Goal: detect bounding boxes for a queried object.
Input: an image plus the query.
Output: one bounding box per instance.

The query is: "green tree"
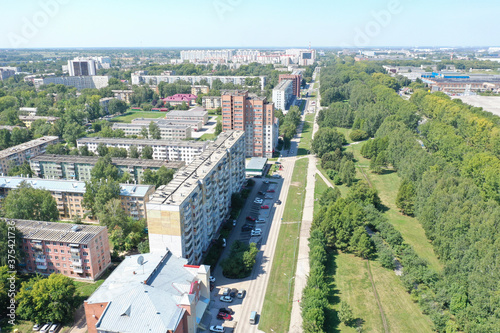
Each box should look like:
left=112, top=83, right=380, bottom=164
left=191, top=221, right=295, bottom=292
left=215, top=119, right=222, bottom=136
left=7, top=162, right=33, bottom=177
left=349, top=129, right=369, bottom=142
left=141, top=145, right=153, bottom=159
left=83, top=179, right=121, bottom=218
left=0, top=222, right=23, bottom=266
left=349, top=227, right=374, bottom=259
left=46, top=143, right=69, bottom=155
left=338, top=301, right=354, bottom=326
left=2, top=182, right=58, bottom=221
left=16, top=274, right=77, bottom=324
left=149, top=121, right=161, bottom=140
left=140, top=126, right=149, bottom=139
left=243, top=243, right=258, bottom=271
left=96, top=143, right=109, bottom=156
left=108, top=99, right=128, bottom=115
left=395, top=179, right=416, bottom=216
left=339, top=158, right=356, bottom=186
left=311, top=127, right=345, bottom=158
left=91, top=156, right=119, bottom=181
left=129, top=145, right=139, bottom=158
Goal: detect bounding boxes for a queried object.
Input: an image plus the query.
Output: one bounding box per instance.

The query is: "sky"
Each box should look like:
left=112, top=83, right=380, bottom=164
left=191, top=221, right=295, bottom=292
left=1, top=0, right=500, bottom=49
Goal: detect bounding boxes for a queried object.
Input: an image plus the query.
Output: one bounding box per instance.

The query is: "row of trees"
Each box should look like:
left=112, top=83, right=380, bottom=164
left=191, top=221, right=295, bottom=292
left=221, top=241, right=258, bottom=279
left=276, top=106, right=302, bottom=148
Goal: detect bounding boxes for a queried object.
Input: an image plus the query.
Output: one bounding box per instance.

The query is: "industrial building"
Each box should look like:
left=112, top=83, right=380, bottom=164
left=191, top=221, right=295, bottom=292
left=146, top=131, right=245, bottom=263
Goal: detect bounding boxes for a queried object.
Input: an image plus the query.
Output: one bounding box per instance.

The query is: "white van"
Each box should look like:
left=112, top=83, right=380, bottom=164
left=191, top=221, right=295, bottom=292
left=249, top=311, right=257, bottom=325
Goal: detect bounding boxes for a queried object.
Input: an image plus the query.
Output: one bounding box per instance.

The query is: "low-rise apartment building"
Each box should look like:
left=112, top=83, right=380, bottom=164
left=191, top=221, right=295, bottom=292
left=112, top=121, right=192, bottom=139
left=147, top=131, right=245, bottom=264
left=0, top=177, right=155, bottom=220
left=191, top=85, right=209, bottom=95
left=84, top=251, right=210, bottom=333
left=76, top=137, right=209, bottom=164
left=0, top=136, right=59, bottom=175
left=12, top=219, right=111, bottom=280
left=112, top=89, right=134, bottom=103
left=128, top=117, right=203, bottom=132
left=18, top=115, right=60, bottom=128
left=30, top=154, right=184, bottom=183
left=165, top=107, right=209, bottom=124
left=202, top=96, right=221, bottom=109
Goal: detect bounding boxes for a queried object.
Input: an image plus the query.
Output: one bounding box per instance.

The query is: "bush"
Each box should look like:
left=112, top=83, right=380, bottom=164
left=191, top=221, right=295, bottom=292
left=349, top=129, right=369, bottom=142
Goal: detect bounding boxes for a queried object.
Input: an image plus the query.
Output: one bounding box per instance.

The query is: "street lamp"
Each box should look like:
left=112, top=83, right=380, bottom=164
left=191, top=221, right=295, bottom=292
left=284, top=273, right=295, bottom=303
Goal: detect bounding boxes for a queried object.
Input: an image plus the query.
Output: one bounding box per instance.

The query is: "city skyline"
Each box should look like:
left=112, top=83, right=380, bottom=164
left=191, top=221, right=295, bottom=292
left=1, top=0, right=499, bottom=48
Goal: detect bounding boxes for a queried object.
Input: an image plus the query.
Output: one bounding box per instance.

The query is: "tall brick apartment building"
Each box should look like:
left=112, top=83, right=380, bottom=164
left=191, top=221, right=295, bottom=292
left=221, top=90, right=278, bottom=157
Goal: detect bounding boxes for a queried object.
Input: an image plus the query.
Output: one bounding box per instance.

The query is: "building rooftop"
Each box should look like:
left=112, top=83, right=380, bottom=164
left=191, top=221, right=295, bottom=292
left=0, top=136, right=59, bottom=159
left=246, top=157, right=268, bottom=170
left=112, top=122, right=191, bottom=130
left=11, top=219, right=105, bottom=244
left=164, top=94, right=197, bottom=102
left=0, top=176, right=153, bottom=197
left=31, top=154, right=185, bottom=169
left=274, top=79, right=293, bottom=91
left=77, top=137, right=207, bottom=148
left=221, top=90, right=248, bottom=96
left=149, top=130, right=244, bottom=206
left=19, top=115, right=60, bottom=121
left=166, top=107, right=208, bottom=117
left=87, top=251, right=208, bottom=333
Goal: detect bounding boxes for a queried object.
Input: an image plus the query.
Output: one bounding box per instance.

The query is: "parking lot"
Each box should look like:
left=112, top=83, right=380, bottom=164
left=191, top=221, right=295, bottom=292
left=200, top=176, right=283, bottom=332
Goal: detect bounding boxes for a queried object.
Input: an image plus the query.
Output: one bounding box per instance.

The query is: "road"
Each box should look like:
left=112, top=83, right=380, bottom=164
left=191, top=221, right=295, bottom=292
left=204, top=67, right=322, bottom=333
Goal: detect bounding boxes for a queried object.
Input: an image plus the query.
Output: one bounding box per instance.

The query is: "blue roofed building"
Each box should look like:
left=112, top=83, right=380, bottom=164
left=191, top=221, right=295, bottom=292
left=84, top=251, right=211, bottom=333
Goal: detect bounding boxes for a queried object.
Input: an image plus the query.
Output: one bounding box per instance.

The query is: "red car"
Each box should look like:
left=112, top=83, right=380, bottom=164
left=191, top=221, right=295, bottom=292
left=261, top=205, right=269, bottom=209
left=267, top=189, right=275, bottom=193
left=246, top=216, right=256, bottom=221
left=217, top=312, right=232, bottom=320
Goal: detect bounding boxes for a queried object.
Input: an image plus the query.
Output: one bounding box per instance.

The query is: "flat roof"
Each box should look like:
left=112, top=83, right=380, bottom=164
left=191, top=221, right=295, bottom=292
left=0, top=136, right=58, bottom=159
left=87, top=251, right=207, bottom=333
left=274, top=79, right=293, bottom=91
left=77, top=137, right=207, bottom=148
left=246, top=157, right=268, bottom=170
left=112, top=122, right=190, bottom=130
left=0, top=176, right=153, bottom=197
left=31, top=154, right=184, bottom=169
left=12, top=219, right=105, bottom=244
left=165, top=107, right=208, bottom=117
left=19, top=115, right=60, bottom=121
left=148, top=130, right=244, bottom=206
left=129, top=118, right=202, bottom=126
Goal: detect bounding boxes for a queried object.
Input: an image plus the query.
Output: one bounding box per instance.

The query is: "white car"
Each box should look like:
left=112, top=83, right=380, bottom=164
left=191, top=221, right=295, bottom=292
left=209, top=276, right=216, bottom=283
left=210, top=326, right=225, bottom=333
left=254, top=198, right=263, bottom=204
left=220, top=296, right=233, bottom=303
left=222, top=287, right=230, bottom=296
left=251, top=229, right=262, bottom=236
left=32, top=323, right=41, bottom=331
left=256, top=219, right=266, bottom=224
left=237, top=289, right=246, bottom=299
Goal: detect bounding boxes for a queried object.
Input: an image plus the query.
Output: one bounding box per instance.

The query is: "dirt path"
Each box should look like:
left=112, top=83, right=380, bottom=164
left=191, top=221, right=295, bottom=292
left=366, top=260, right=389, bottom=333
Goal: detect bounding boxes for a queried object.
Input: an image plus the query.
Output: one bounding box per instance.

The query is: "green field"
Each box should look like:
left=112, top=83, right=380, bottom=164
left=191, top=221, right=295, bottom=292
left=259, top=158, right=309, bottom=333
left=297, top=113, right=314, bottom=155
left=328, top=252, right=433, bottom=333
left=314, top=173, right=330, bottom=213
left=343, top=142, right=442, bottom=272
left=110, top=111, right=165, bottom=123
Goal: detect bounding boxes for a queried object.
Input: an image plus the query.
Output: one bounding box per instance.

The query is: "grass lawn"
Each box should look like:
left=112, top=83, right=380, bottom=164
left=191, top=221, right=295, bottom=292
left=110, top=111, right=165, bottom=123
left=259, top=158, right=308, bottom=333
left=343, top=141, right=442, bottom=272
left=327, top=252, right=433, bottom=333
left=198, top=132, right=217, bottom=141
left=314, top=173, right=330, bottom=213
left=297, top=114, right=314, bottom=156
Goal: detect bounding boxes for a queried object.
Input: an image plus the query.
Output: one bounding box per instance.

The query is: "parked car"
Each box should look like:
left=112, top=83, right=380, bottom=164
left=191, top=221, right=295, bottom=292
left=209, top=276, right=216, bottom=283
left=258, top=191, right=265, bottom=195
left=276, top=200, right=282, bottom=205
left=222, top=288, right=230, bottom=296
left=40, top=323, right=52, bottom=333
left=242, top=224, right=254, bottom=231
left=209, top=325, right=225, bottom=332
left=217, top=312, right=232, bottom=320
left=260, top=205, right=269, bottom=209
left=267, top=189, right=275, bottom=193
left=272, top=174, right=281, bottom=178
left=49, top=324, right=59, bottom=333
left=246, top=216, right=256, bottom=221
left=254, top=198, right=263, bottom=204
left=251, top=229, right=262, bottom=236
left=229, top=288, right=237, bottom=297
left=237, top=289, right=246, bottom=299
left=232, top=220, right=237, bottom=226
left=220, top=296, right=233, bottom=303
left=222, top=238, right=226, bottom=247
left=256, top=219, right=266, bottom=224
left=33, top=323, right=42, bottom=331
left=265, top=194, right=273, bottom=199
left=219, top=307, right=233, bottom=315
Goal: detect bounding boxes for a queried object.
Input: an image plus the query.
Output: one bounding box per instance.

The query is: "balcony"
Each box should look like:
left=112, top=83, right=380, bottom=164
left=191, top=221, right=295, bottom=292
left=33, top=244, right=43, bottom=252
left=36, top=264, right=47, bottom=270
left=71, top=258, right=82, bottom=265
left=70, top=247, right=80, bottom=253
left=73, top=266, right=84, bottom=273
left=35, top=256, right=46, bottom=263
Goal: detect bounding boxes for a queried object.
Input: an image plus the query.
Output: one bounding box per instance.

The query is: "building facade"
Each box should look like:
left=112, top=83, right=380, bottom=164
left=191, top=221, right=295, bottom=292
left=76, top=137, right=208, bottom=164
left=272, top=79, right=294, bottom=111
left=0, top=136, right=59, bottom=175
left=112, top=121, right=192, bottom=140
left=191, top=85, right=209, bottom=95
left=30, top=154, right=184, bottom=183
left=165, top=108, right=209, bottom=124
left=202, top=96, right=221, bottom=109
left=147, top=131, right=245, bottom=263
left=279, top=70, right=302, bottom=97
left=221, top=90, right=278, bottom=157
left=19, top=115, right=60, bottom=128
left=112, top=89, right=134, bottom=103
left=164, top=94, right=198, bottom=106
left=68, top=59, right=97, bottom=76
left=84, top=251, right=210, bottom=333
left=13, top=219, right=111, bottom=280
left=0, top=177, right=155, bottom=220
left=32, top=76, right=109, bottom=90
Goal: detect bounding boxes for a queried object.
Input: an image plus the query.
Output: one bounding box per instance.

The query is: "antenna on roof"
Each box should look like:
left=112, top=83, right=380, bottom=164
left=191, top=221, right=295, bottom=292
left=137, top=255, right=145, bottom=274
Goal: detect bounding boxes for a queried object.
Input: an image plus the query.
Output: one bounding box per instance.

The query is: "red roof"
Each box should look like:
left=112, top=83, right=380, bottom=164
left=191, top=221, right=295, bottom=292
left=164, top=94, right=197, bottom=102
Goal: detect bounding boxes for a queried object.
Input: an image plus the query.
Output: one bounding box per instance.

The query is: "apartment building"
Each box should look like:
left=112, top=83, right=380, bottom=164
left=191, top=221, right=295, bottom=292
left=191, top=85, right=209, bottom=95
left=112, top=121, right=192, bottom=139
left=131, top=73, right=267, bottom=91
left=84, top=251, right=210, bottom=333
left=0, top=68, right=16, bottom=81
left=68, top=58, right=97, bottom=76
left=0, top=136, right=59, bottom=175
left=30, top=154, right=184, bottom=183
left=18, top=115, right=60, bottom=128
left=202, top=96, right=221, bottom=109
left=164, top=94, right=198, bottom=106
left=0, top=177, right=155, bottom=220
left=147, top=131, right=245, bottom=263
left=272, top=79, right=294, bottom=111
left=12, top=219, right=111, bottom=280
left=76, top=137, right=208, bottom=164
left=18, top=107, right=38, bottom=116
left=112, top=89, right=134, bottom=103
left=221, top=90, right=278, bottom=157
left=279, top=70, right=302, bottom=97
left=165, top=107, right=209, bottom=124
left=31, top=76, right=109, bottom=90
left=130, top=116, right=204, bottom=131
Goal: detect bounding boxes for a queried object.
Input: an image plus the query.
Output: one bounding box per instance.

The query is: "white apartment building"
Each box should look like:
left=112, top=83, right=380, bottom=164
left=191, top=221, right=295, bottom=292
left=111, top=122, right=193, bottom=140
left=180, top=49, right=234, bottom=63
left=0, top=136, right=59, bottom=175
left=146, top=131, right=246, bottom=264
left=68, top=58, right=97, bottom=76
left=131, top=74, right=267, bottom=91
left=32, top=76, right=109, bottom=90
left=76, top=137, right=209, bottom=164
left=272, top=79, right=294, bottom=111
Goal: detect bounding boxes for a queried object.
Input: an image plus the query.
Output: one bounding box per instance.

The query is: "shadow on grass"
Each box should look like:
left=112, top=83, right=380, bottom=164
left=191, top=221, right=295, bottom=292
left=297, top=148, right=309, bottom=156
left=325, top=249, right=341, bottom=333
